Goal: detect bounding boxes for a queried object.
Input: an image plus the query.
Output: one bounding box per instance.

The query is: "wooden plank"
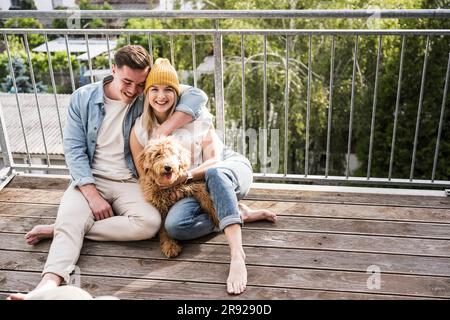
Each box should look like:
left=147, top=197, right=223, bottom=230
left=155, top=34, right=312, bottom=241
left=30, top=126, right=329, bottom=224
left=3, top=206, right=450, bottom=241
left=0, top=203, right=58, bottom=219
left=3, top=186, right=450, bottom=209
left=0, top=217, right=54, bottom=233
left=6, top=175, right=69, bottom=190
left=0, top=188, right=64, bottom=205
left=241, top=200, right=450, bottom=224
left=247, top=189, right=450, bottom=208
left=206, top=230, right=450, bottom=257
left=2, top=217, right=450, bottom=257
left=0, top=270, right=424, bottom=300
left=2, top=200, right=450, bottom=228
left=6, top=175, right=450, bottom=208
left=1, top=250, right=449, bottom=298
left=246, top=217, right=450, bottom=240
left=2, top=233, right=450, bottom=277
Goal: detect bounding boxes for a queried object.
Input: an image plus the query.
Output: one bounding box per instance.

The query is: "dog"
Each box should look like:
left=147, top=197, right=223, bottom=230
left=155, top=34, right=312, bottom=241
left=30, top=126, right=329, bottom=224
left=137, top=136, right=219, bottom=258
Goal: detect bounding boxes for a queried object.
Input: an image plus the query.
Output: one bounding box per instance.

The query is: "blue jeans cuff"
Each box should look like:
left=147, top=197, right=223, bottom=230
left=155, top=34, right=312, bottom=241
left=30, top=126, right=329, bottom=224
left=219, top=214, right=242, bottom=231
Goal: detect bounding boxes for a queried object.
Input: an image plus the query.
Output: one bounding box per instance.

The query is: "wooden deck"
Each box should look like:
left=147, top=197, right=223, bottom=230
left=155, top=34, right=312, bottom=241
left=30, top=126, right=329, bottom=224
left=1, top=175, right=450, bottom=300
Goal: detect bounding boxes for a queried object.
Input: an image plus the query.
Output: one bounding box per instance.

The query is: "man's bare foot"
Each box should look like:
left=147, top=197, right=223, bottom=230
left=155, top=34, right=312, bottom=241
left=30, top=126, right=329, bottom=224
left=227, top=251, right=247, bottom=295
left=25, top=224, right=55, bottom=245
left=239, top=203, right=277, bottom=223
left=7, top=273, right=62, bottom=300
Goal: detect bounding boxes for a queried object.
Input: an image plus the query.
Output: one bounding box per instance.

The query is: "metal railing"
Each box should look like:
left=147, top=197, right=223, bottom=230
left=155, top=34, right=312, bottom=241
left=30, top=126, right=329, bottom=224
left=0, top=10, right=449, bottom=188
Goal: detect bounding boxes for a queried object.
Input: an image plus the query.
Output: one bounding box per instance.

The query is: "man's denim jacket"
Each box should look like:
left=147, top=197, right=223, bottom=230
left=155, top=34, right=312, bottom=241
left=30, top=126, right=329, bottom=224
left=64, top=75, right=206, bottom=188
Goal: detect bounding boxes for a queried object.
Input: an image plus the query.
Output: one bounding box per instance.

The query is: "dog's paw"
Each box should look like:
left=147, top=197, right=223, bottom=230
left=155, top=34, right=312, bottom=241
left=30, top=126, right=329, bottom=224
left=161, top=240, right=182, bottom=258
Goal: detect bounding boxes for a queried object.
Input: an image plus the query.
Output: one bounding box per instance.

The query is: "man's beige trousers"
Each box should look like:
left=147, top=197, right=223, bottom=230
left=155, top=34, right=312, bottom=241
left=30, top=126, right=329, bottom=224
left=43, top=177, right=161, bottom=283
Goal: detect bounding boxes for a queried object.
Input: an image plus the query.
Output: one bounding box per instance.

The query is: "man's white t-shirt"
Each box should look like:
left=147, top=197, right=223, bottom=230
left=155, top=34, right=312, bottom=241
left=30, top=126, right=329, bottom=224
left=91, top=95, right=134, bottom=181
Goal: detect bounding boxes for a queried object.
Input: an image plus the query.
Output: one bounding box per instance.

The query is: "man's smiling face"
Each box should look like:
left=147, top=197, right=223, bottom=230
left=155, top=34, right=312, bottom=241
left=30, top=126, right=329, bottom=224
left=110, top=64, right=150, bottom=104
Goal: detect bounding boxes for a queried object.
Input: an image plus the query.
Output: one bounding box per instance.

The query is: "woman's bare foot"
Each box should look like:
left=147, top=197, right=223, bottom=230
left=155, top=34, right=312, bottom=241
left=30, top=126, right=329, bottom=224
left=7, top=273, right=62, bottom=300
left=25, top=224, right=55, bottom=245
left=227, top=251, right=247, bottom=295
left=238, top=203, right=277, bottom=223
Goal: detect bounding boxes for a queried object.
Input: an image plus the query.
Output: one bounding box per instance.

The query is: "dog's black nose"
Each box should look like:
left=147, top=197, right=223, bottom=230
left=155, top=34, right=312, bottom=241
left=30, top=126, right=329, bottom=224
left=164, top=165, right=172, bottom=172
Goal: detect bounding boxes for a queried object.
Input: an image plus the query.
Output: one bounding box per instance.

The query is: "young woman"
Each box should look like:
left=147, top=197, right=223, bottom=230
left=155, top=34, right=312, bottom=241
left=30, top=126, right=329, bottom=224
left=130, top=58, right=277, bottom=295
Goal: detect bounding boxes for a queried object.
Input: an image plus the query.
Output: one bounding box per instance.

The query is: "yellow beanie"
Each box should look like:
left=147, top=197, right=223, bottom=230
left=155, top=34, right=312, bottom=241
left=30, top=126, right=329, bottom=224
left=144, top=58, right=180, bottom=96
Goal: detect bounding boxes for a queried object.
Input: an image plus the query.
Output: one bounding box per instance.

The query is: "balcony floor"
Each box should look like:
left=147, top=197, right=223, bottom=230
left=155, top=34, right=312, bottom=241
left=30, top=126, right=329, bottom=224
left=1, top=175, right=450, bottom=300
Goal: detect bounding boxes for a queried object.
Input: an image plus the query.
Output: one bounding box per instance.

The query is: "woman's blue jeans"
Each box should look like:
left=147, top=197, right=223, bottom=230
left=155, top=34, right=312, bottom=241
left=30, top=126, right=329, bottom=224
left=165, top=156, right=252, bottom=241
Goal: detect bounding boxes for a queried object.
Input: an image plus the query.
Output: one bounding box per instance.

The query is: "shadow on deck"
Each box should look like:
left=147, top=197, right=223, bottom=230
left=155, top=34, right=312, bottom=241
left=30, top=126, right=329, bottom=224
left=1, top=175, right=450, bottom=300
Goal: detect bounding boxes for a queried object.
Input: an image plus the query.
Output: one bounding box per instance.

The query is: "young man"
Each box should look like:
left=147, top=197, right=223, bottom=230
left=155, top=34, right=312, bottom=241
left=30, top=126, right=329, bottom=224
left=8, top=45, right=206, bottom=299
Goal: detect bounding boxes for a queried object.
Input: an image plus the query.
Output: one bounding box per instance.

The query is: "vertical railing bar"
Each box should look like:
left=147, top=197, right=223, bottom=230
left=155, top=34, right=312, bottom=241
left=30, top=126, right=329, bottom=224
left=127, top=34, right=131, bottom=45
left=241, top=35, right=246, bottom=156
left=106, top=34, right=112, bottom=72
left=431, top=52, right=450, bottom=182
left=148, top=34, right=154, bottom=67
left=3, top=34, right=31, bottom=165
left=263, top=35, right=268, bottom=175
left=170, top=35, right=175, bottom=68
left=305, top=34, right=312, bottom=177
left=284, top=35, right=290, bottom=176
left=44, top=34, right=64, bottom=143
left=346, top=35, right=358, bottom=179
left=367, top=35, right=382, bottom=179
left=0, top=100, right=13, bottom=168
left=192, top=34, right=197, bottom=87
left=410, top=36, right=430, bottom=181
left=24, top=34, right=51, bottom=166
left=325, top=35, right=335, bottom=178
left=213, top=30, right=225, bottom=144
left=389, top=35, right=406, bottom=180
left=85, top=34, right=94, bottom=83
left=64, top=34, right=76, bottom=92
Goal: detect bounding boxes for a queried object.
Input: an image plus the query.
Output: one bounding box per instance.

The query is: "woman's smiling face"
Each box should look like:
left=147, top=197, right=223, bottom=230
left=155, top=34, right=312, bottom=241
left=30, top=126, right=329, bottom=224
left=147, top=84, right=176, bottom=118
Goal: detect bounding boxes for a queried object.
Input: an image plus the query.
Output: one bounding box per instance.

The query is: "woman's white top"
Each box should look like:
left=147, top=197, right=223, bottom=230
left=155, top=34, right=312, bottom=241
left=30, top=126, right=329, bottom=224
left=134, top=107, right=224, bottom=170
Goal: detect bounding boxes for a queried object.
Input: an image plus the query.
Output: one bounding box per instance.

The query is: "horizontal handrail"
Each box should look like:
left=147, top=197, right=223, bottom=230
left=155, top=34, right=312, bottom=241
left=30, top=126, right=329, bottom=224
left=1, top=9, right=449, bottom=20
left=1, top=28, right=450, bottom=36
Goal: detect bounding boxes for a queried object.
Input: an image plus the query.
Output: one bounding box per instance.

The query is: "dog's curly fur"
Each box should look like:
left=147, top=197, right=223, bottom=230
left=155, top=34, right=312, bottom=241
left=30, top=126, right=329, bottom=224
left=137, top=136, right=219, bottom=258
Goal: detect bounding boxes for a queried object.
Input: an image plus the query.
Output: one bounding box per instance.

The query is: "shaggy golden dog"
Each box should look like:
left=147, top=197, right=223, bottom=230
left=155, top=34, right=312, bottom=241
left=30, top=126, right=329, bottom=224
left=137, top=136, right=219, bottom=258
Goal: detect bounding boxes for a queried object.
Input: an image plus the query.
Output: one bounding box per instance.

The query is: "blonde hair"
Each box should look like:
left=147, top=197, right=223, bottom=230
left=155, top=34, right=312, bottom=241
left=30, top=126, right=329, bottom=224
left=142, top=88, right=179, bottom=137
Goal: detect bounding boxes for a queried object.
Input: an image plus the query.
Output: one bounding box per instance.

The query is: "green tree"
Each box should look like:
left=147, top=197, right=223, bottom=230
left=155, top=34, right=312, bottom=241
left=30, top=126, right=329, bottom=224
left=1, top=56, right=47, bottom=93
left=4, top=18, right=44, bottom=48
left=354, top=0, right=450, bottom=181
left=52, top=0, right=112, bottom=29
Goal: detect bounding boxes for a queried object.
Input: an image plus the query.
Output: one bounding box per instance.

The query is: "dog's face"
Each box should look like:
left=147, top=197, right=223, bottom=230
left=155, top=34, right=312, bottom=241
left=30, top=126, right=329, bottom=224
left=138, top=136, right=191, bottom=186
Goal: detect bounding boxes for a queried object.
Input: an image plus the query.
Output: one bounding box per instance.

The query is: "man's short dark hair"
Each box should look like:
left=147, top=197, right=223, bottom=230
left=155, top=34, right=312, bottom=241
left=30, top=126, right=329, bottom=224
left=114, top=45, right=151, bottom=70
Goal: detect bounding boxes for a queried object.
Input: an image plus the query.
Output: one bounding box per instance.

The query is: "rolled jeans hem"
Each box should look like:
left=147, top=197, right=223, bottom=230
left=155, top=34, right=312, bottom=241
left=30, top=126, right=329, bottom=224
left=219, top=215, right=242, bottom=231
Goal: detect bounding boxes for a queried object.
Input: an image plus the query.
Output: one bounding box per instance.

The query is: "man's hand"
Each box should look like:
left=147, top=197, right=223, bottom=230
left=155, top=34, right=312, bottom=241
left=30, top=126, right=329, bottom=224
left=78, top=184, right=113, bottom=221
left=87, top=193, right=114, bottom=221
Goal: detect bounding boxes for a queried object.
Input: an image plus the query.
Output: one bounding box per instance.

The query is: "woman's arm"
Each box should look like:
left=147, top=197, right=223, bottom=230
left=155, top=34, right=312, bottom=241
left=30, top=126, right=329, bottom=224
left=153, top=86, right=208, bottom=138
left=188, top=124, right=221, bottom=181
left=130, top=126, right=145, bottom=178
left=153, top=111, right=192, bottom=139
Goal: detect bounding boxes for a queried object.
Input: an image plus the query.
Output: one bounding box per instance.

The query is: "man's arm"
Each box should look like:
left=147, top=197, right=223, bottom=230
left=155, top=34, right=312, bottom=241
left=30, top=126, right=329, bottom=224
left=63, top=94, right=113, bottom=220
left=154, top=85, right=208, bottom=138
left=63, top=93, right=95, bottom=187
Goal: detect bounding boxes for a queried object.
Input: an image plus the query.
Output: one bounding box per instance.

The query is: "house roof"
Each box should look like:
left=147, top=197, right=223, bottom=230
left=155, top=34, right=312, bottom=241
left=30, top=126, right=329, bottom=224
left=0, top=93, right=70, bottom=155
left=32, top=37, right=117, bottom=61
